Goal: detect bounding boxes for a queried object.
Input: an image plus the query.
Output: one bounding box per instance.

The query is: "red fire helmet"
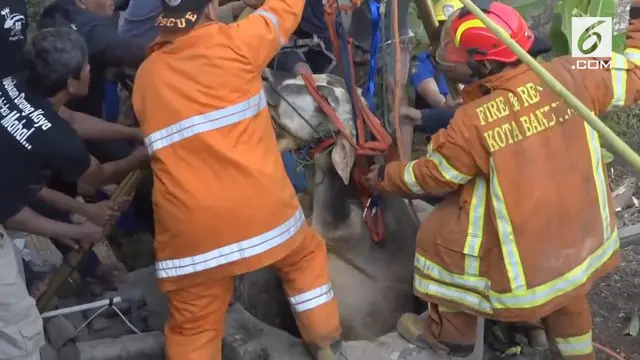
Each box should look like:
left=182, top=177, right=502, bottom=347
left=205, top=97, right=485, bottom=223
left=436, top=2, right=535, bottom=65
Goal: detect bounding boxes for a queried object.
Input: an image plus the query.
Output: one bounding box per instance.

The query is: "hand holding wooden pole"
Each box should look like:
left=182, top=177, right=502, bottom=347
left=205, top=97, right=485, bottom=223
left=37, top=170, right=148, bottom=313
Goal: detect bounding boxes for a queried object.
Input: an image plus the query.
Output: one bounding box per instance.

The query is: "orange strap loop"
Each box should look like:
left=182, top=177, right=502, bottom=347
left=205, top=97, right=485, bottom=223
left=299, top=0, right=393, bottom=242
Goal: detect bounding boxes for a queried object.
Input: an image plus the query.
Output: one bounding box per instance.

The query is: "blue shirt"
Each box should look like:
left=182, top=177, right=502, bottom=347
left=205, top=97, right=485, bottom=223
left=409, top=51, right=449, bottom=109
left=119, top=0, right=161, bottom=47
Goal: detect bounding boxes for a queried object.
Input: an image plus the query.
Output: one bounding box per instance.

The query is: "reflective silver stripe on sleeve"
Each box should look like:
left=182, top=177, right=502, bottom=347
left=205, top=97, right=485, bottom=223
left=289, top=283, right=334, bottom=312
left=155, top=208, right=305, bottom=278
left=144, top=90, right=266, bottom=154
left=254, top=9, right=286, bottom=45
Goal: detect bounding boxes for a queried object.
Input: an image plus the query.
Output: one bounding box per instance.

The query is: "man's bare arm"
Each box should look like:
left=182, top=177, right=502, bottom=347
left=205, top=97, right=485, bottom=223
left=37, top=187, right=89, bottom=217
left=77, top=147, right=148, bottom=189
left=4, top=207, right=102, bottom=247
left=58, top=105, right=143, bottom=143
left=37, top=188, right=118, bottom=227
left=96, top=146, right=149, bottom=186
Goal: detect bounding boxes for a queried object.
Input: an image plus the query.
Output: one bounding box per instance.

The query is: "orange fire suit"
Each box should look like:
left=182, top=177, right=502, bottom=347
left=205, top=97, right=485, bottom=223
left=379, top=20, right=640, bottom=360
left=131, top=1, right=341, bottom=359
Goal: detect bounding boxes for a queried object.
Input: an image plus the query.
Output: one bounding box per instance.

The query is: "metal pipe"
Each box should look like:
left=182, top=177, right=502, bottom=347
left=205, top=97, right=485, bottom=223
left=41, top=297, right=124, bottom=319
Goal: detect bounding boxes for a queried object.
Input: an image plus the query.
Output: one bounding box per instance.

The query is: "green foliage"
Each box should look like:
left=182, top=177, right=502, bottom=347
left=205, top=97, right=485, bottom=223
left=499, top=0, right=546, bottom=19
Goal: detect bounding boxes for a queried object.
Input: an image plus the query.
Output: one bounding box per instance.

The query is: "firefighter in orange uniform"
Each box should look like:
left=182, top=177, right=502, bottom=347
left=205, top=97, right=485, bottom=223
left=131, top=0, right=344, bottom=359
left=364, top=3, right=640, bottom=359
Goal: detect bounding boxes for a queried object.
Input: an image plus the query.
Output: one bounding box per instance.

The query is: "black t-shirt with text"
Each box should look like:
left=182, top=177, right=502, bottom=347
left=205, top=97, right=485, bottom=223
left=0, top=76, right=91, bottom=223
left=0, top=0, right=28, bottom=77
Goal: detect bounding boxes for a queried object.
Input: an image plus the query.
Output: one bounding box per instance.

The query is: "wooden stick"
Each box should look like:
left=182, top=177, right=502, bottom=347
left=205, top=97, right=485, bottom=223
left=36, top=170, right=148, bottom=313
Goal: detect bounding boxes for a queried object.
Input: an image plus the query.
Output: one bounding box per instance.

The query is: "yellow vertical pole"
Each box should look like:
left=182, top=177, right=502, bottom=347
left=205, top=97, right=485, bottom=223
left=413, top=0, right=461, bottom=98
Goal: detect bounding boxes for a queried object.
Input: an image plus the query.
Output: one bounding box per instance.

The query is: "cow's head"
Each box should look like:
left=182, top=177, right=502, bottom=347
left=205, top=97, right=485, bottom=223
left=264, top=70, right=357, bottom=184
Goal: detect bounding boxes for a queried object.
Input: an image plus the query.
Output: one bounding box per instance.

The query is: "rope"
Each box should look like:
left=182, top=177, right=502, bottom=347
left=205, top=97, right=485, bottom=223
left=594, top=342, right=625, bottom=360
left=391, top=0, right=406, bottom=161
left=265, top=80, right=328, bottom=138
left=73, top=300, right=142, bottom=336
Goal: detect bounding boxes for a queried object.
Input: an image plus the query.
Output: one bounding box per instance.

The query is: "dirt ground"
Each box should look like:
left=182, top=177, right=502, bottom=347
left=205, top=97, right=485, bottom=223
left=590, top=246, right=640, bottom=360
left=590, top=105, right=640, bottom=360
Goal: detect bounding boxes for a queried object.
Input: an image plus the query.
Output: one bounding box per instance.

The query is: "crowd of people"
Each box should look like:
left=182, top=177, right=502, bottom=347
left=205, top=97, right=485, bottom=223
left=0, top=0, right=636, bottom=359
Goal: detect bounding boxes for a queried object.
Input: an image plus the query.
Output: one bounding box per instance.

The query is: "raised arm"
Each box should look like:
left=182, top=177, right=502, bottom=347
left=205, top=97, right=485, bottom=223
left=85, top=22, right=147, bottom=68
left=234, top=0, right=306, bottom=70
left=58, top=105, right=143, bottom=142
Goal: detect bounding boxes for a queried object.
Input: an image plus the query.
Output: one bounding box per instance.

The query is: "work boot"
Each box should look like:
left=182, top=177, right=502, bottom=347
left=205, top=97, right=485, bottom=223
left=307, top=339, right=347, bottom=360
left=396, top=313, right=475, bottom=357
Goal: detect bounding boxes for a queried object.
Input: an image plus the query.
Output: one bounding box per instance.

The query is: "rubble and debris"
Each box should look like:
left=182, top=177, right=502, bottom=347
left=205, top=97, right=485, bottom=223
left=76, top=332, right=164, bottom=360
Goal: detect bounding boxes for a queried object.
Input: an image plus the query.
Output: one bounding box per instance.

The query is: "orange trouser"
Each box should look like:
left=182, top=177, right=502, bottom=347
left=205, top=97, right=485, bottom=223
left=424, top=296, right=594, bottom=359
left=163, top=226, right=342, bottom=360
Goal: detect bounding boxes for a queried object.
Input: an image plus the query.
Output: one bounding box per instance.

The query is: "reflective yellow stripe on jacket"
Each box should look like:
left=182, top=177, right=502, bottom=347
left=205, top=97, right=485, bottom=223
left=555, top=331, right=593, bottom=356
left=608, top=52, right=628, bottom=110
left=463, top=176, right=487, bottom=277
left=414, top=229, right=618, bottom=314
left=624, top=47, right=640, bottom=65
left=412, top=125, right=617, bottom=312
left=584, top=122, right=612, bottom=241
left=403, top=160, right=425, bottom=194
left=402, top=142, right=473, bottom=193
left=413, top=176, right=492, bottom=314
left=489, top=158, right=527, bottom=293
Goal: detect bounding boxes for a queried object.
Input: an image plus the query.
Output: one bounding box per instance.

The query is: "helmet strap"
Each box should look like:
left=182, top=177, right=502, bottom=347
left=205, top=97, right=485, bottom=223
left=465, top=48, right=491, bottom=79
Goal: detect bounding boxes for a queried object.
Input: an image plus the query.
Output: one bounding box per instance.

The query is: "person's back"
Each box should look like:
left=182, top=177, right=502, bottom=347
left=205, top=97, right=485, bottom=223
left=366, top=3, right=635, bottom=358
left=134, top=6, right=301, bottom=286
left=133, top=0, right=344, bottom=358
left=440, top=60, right=620, bottom=302
left=0, top=76, right=77, bottom=221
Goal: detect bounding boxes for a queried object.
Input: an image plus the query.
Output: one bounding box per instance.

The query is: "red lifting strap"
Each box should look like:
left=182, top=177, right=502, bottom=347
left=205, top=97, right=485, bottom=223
left=299, top=2, right=393, bottom=242
left=302, top=75, right=388, bottom=243
left=300, top=73, right=390, bottom=155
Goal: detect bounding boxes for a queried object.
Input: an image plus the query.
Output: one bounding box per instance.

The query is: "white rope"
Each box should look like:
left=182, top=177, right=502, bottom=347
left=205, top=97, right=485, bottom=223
left=74, top=304, right=142, bottom=335
left=73, top=305, right=108, bottom=335
left=111, top=305, right=142, bottom=335
left=47, top=297, right=142, bottom=335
